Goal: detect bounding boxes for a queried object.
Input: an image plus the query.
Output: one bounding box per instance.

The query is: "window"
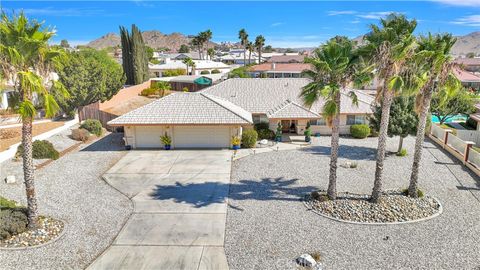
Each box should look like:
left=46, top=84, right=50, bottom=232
left=309, top=118, right=326, bottom=126
left=347, top=115, right=366, bottom=125
left=252, top=114, right=268, bottom=124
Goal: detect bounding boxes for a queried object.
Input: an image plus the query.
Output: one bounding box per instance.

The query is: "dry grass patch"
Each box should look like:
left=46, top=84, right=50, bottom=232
left=0, top=121, right=65, bottom=151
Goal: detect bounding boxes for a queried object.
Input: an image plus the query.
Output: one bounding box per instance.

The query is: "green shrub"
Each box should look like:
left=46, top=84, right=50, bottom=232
left=17, top=140, right=60, bottom=160
left=80, top=119, right=103, bottom=136
left=200, top=70, right=210, bottom=75
left=350, top=124, right=370, bottom=139
left=182, top=87, right=189, bottom=92
left=162, top=69, right=186, bottom=77
left=257, top=129, right=274, bottom=140
left=241, top=129, right=258, bottom=148
left=211, top=69, right=221, bottom=74
left=254, top=122, right=270, bottom=131
left=0, top=208, right=28, bottom=240
left=402, top=188, right=424, bottom=198
left=396, top=148, right=407, bottom=157
left=0, top=196, right=17, bottom=209
left=71, top=128, right=91, bottom=142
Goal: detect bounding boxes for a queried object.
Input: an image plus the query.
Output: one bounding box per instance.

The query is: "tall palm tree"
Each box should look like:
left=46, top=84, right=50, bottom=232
left=182, top=57, right=195, bottom=75
left=301, top=36, right=372, bottom=200
left=254, top=35, right=265, bottom=64
left=361, top=13, right=417, bottom=202
left=191, top=36, right=202, bottom=60
left=408, top=33, right=458, bottom=197
left=203, top=30, right=212, bottom=60
left=238, top=29, right=248, bottom=66
left=0, top=12, right=67, bottom=228
left=246, top=41, right=254, bottom=65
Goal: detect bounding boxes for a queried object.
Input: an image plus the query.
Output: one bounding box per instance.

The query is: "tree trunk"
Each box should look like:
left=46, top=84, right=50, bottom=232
left=327, top=91, right=341, bottom=200
left=22, top=117, right=39, bottom=229
left=248, top=51, right=252, bottom=65
left=408, top=85, right=434, bottom=198
left=244, top=47, right=247, bottom=66
left=397, top=136, right=404, bottom=153
left=371, top=87, right=395, bottom=203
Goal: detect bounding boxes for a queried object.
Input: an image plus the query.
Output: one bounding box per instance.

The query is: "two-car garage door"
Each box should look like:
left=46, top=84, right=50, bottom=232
left=134, top=126, right=230, bottom=149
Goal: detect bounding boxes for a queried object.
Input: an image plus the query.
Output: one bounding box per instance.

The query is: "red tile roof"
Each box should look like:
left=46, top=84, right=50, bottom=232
left=453, top=68, right=480, bottom=82
left=266, top=55, right=306, bottom=63
left=454, top=58, right=480, bottom=66
left=248, top=63, right=311, bottom=72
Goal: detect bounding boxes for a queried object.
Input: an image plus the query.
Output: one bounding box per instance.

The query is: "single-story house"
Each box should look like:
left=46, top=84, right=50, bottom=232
left=108, top=78, right=375, bottom=149
left=248, top=63, right=311, bottom=78
left=151, top=74, right=226, bottom=92
left=266, top=54, right=305, bottom=63
left=108, top=92, right=252, bottom=149
left=453, top=67, right=480, bottom=91
left=454, top=57, right=480, bottom=73
left=149, top=59, right=231, bottom=77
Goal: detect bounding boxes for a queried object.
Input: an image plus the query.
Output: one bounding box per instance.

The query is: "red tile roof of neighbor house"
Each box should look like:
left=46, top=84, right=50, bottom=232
left=454, top=58, right=480, bottom=66
left=248, top=63, right=311, bottom=72
left=453, top=68, right=480, bottom=82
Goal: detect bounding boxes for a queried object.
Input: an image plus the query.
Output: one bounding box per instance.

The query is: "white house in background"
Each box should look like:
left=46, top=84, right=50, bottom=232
left=109, top=78, right=374, bottom=149
left=149, top=59, right=231, bottom=77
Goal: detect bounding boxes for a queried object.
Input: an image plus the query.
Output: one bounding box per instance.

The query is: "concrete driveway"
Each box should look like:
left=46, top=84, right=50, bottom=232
left=88, top=150, right=232, bottom=270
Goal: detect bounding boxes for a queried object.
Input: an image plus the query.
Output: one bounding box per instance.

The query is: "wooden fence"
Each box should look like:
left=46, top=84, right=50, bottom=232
left=78, top=102, right=118, bottom=131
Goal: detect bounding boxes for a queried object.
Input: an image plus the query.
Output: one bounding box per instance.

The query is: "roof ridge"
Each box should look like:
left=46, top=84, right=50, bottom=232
left=200, top=93, right=253, bottom=124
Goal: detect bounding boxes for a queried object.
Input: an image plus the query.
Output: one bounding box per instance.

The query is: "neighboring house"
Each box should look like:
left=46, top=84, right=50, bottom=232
left=0, top=89, right=15, bottom=110
left=453, top=68, right=480, bottom=91
left=454, top=58, right=480, bottom=73
left=149, top=59, right=231, bottom=77
left=152, top=73, right=226, bottom=92
left=216, top=50, right=262, bottom=65
left=109, top=78, right=375, bottom=149
left=248, top=63, right=311, bottom=78
left=153, top=52, right=202, bottom=62
left=266, top=54, right=305, bottom=63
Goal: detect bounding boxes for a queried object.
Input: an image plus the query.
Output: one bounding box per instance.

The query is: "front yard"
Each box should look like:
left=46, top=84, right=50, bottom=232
left=226, top=136, right=480, bottom=269
left=0, top=121, right=65, bottom=152
left=0, top=133, right=132, bottom=269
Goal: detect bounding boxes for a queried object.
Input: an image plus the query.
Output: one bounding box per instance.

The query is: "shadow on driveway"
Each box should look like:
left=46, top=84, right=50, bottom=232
left=300, top=144, right=377, bottom=160
left=81, top=133, right=125, bottom=152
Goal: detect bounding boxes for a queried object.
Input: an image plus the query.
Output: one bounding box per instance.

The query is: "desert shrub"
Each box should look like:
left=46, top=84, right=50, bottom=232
left=17, top=140, right=59, bottom=160
left=257, top=129, right=274, bottom=140
left=402, top=188, right=424, bottom=198
left=311, top=191, right=329, bottom=202
left=0, top=208, right=28, bottom=240
left=162, top=69, right=186, bottom=77
left=349, top=162, right=358, bottom=168
left=200, top=70, right=210, bottom=75
left=80, top=119, right=103, bottom=136
left=350, top=124, right=370, bottom=139
left=241, top=129, right=258, bottom=148
left=140, top=87, right=158, bottom=96
left=254, top=122, right=270, bottom=131
left=182, top=87, right=189, bottom=92
left=310, top=251, right=321, bottom=262
left=0, top=196, right=17, bottom=209
left=396, top=148, right=407, bottom=157
left=211, top=69, right=221, bottom=74
left=71, top=128, right=91, bottom=142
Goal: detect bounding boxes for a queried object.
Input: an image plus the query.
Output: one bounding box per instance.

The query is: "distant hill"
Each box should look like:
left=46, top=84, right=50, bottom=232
left=351, top=31, right=480, bottom=56
left=86, top=30, right=217, bottom=52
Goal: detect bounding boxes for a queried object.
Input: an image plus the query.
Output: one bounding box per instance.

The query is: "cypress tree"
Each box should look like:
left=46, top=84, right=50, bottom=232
left=120, top=24, right=149, bottom=85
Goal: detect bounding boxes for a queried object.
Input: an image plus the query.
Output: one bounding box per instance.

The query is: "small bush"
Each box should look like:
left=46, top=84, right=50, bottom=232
left=254, top=122, right=270, bottom=131
left=200, top=70, right=210, bottom=75
left=402, top=188, right=424, bottom=198
left=396, top=148, right=407, bottom=157
left=257, top=129, right=274, bottom=140
left=310, top=251, right=321, bottom=262
left=311, top=191, right=329, bottom=202
left=241, top=129, right=258, bottom=148
left=17, top=140, right=59, bottom=160
left=162, top=69, right=186, bottom=77
left=71, top=128, right=90, bottom=142
left=0, top=196, right=17, bottom=209
left=350, top=162, right=358, bottom=168
left=0, top=208, right=28, bottom=240
left=182, top=87, right=189, bottom=92
left=80, top=119, right=103, bottom=136
left=211, top=69, right=221, bottom=74
left=350, top=124, right=370, bottom=139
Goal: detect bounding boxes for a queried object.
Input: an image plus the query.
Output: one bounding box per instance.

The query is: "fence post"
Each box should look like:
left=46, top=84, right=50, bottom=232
left=443, top=129, right=452, bottom=149
left=464, top=141, right=475, bottom=165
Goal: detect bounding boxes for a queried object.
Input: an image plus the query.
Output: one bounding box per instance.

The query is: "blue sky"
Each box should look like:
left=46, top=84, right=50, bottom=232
left=2, top=1, right=480, bottom=48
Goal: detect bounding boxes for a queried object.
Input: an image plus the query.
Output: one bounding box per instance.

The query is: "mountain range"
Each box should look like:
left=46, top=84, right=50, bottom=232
left=86, top=31, right=480, bottom=56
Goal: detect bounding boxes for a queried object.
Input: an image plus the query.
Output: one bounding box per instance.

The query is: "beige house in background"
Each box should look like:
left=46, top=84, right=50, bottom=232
left=108, top=78, right=375, bottom=149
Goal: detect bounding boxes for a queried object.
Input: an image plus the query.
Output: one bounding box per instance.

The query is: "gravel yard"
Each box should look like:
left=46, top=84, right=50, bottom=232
left=226, top=136, right=480, bottom=269
left=0, top=132, right=132, bottom=269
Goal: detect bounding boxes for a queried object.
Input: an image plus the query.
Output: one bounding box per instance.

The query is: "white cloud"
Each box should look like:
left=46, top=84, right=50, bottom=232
left=351, top=19, right=361, bottom=24
left=356, top=11, right=397, bottom=20
left=431, top=0, right=480, bottom=7
left=270, top=22, right=284, bottom=27
left=327, top=10, right=357, bottom=16
left=451, top=15, right=480, bottom=27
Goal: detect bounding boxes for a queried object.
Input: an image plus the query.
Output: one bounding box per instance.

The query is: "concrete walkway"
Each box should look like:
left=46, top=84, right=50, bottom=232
left=88, top=150, right=232, bottom=270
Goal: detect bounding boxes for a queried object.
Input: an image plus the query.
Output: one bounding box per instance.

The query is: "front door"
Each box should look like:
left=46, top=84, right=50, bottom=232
left=281, top=120, right=298, bottom=133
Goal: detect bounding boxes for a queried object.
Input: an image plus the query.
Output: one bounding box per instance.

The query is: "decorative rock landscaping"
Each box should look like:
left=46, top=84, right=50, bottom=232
left=0, top=216, right=64, bottom=248
left=305, top=190, right=442, bottom=224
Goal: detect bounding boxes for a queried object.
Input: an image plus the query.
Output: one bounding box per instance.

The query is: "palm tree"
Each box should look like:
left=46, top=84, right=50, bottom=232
left=202, top=30, right=212, bottom=60
left=182, top=57, right=194, bottom=75
left=361, top=13, right=417, bottom=202
left=246, top=41, right=254, bottom=65
left=301, top=36, right=372, bottom=200
left=238, top=29, right=248, bottom=66
left=191, top=36, right=202, bottom=60
left=407, top=33, right=458, bottom=197
left=254, top=35, right=266, bottom=64
left=0, top=12, right=67, bottom=228
left=207, top=48, right=215, bottom=61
